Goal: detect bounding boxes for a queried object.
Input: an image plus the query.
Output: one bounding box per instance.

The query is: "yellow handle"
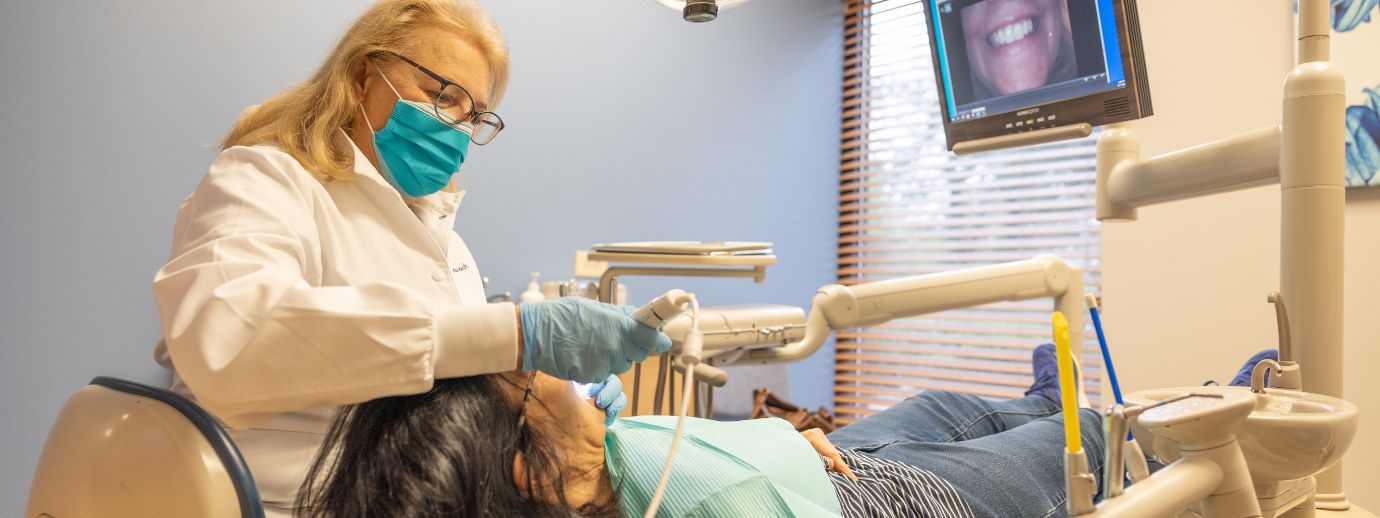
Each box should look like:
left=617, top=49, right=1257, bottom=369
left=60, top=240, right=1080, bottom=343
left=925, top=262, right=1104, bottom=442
left=1052, top=311, right=1081, bottom=453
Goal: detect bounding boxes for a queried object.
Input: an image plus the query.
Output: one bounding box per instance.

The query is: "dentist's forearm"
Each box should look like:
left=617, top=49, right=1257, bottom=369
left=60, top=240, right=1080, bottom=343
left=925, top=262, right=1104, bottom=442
left=432, top=302, right=520, bottom=379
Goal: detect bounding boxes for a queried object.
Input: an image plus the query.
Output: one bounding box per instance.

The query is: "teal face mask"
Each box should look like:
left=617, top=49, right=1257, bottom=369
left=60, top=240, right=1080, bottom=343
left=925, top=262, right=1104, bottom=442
left=360, top=69, right=472, bottom=198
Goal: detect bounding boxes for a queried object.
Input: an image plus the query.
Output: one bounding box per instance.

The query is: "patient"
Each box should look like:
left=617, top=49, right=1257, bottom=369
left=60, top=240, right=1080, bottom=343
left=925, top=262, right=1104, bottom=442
left=295, top=347, right=1271, bottom=517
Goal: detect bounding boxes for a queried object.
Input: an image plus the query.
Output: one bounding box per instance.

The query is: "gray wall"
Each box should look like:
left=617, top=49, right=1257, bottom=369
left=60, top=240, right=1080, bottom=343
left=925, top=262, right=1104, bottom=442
left=0, top=0, right=842, bottom=511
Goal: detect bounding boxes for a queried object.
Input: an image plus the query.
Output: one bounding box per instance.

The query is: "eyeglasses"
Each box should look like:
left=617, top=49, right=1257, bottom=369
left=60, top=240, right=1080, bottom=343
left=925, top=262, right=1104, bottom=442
left=515, top=371, right=538, bottom=430
left=388, top=53, right=505, bottom=145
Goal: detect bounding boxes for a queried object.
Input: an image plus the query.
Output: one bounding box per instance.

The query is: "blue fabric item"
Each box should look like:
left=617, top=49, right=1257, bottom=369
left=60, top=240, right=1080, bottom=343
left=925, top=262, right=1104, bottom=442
left=1345, top=86, right=1380, bottom=187
left=588, top=374, right=628, bottom=427
left=519, top=298, right=672, bottom=383
left=1229, top=349, right=1280, bottom=387
left=1332, top=0, right=1379, bottom=31
left=1024, top=343, right=1073, bottom=405
left=605, top=416, right=844, bottom=517
left=372, top=98, right=472, bottom=197
left=828, top=391, right=1107, bottom=518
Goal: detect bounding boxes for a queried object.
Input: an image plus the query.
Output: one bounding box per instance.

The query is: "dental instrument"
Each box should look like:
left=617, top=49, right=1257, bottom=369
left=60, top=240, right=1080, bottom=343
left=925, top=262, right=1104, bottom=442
left=1085, top=293, right=1151, bottom=486
left=1053, top=311, right=1098, bottom=516
left=662, top=304, right=807, bottom=391
left=1084, top=294, right=1123, bottom=406
left=474, top=288, right=701, bottom=517
left=1052, top=312, right=1082, bottom=454
left=1104, top=390, right=1265, bottom=517
left=1085, top=292, right=1141, bottom=481
left=580, top=244, right=776, bottom=416
left=642, top=292, right=700, bottom=518
left=1100, top=394, right=1208, bottom=497
left=1097, top=393, right=1227, bottom=504
left=630, top=289, right=690, bottom=329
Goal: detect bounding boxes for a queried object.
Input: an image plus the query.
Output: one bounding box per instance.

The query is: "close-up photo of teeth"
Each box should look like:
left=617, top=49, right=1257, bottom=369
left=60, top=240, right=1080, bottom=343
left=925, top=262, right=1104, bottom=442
left=989, top=18, right=1036, bottom=47
left=960, top=0, right=1078, bottom=97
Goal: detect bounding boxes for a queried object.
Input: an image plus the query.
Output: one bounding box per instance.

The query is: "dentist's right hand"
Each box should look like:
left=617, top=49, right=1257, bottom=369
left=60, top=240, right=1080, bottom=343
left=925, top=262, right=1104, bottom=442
left=518, top=298, right=673, bottom=383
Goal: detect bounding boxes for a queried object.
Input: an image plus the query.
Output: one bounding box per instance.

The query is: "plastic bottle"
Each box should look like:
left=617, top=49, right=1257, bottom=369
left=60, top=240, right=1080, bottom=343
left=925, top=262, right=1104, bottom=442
left=520, top=272, right=545, bottom=304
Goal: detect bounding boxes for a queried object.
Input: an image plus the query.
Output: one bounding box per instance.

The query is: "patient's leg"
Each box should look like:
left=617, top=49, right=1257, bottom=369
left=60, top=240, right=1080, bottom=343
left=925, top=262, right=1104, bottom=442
left=855, top=408, right=1105, bottom=518
left=828, top=391, right=1059, bottom=449
left=829, top=344, right=1067, bottom=448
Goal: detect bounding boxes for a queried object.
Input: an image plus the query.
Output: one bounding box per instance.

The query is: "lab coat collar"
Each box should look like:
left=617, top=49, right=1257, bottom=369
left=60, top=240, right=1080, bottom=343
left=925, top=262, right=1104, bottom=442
left=336, top=129, right=464, bottom=215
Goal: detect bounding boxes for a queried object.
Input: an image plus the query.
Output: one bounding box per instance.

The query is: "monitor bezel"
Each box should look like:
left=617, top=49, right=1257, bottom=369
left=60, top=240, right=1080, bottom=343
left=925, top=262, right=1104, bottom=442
left=922, top=0, right=1152, bottom=150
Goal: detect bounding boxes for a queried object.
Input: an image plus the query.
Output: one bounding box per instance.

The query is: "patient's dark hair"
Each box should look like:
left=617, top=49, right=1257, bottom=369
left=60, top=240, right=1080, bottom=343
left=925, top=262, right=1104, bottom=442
left=295, top=375, right=618, bottom=517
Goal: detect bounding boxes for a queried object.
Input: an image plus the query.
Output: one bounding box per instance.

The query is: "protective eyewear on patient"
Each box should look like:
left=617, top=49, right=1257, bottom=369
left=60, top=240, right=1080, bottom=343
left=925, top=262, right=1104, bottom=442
left=387, top=52, right=505, bottom=145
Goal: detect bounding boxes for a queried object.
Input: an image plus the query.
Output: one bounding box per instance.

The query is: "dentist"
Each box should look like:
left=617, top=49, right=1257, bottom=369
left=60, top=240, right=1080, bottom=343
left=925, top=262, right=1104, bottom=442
left=150, top=1, right=663, bottom=515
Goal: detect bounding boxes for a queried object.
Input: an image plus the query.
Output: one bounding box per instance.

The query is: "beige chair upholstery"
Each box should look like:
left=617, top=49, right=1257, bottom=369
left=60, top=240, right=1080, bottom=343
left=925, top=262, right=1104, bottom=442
left=27, top=377, right=263, bottom=518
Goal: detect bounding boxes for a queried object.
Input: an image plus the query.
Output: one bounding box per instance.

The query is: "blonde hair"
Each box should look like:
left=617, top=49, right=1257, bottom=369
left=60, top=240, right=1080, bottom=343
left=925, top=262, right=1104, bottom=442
left=221, top=0, right=509, bottom=180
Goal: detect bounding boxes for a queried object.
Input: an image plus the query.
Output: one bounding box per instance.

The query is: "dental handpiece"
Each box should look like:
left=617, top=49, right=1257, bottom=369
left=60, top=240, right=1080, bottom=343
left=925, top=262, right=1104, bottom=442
left=631, top=289, right=691, bottom=329
left=638, top=289, right=702, bottom=518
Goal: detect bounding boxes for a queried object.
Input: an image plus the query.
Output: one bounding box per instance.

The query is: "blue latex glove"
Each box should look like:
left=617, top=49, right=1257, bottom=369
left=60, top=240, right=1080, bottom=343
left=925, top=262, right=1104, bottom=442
left=587, top=374, right=628, bottom=427
left=520, top=298, right=672, bottom=383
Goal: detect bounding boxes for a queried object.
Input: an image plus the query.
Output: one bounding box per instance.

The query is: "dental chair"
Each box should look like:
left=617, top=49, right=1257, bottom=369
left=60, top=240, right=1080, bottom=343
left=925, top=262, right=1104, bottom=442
left=26, top=376, right=264, bottom=518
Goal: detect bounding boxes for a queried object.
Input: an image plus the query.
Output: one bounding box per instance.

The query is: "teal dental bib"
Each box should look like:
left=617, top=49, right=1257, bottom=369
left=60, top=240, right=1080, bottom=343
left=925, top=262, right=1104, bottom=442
left=604, top=416, right=844, bottom=517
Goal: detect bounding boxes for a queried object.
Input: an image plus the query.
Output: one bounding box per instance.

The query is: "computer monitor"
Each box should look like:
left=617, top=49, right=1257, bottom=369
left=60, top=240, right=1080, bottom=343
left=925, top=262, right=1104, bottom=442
left=923, top=0, right=1152, bottom=150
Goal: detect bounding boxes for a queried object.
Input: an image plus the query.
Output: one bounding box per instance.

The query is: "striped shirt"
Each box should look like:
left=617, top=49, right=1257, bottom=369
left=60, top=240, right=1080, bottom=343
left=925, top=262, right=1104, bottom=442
left=827, top=449, right=976, bottom=518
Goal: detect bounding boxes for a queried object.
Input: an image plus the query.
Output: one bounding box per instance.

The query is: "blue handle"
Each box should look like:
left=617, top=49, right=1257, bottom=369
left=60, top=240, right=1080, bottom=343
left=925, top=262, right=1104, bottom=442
left=1089, top=306, right=1123, bottom=405
left=1089, top=304, right=1133, bottom=441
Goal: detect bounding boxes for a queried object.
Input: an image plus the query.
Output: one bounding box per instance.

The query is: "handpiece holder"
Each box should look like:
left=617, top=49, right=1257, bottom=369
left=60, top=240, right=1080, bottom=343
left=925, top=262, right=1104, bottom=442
left=1078, top=392, right=1260, bottom=517
left=1066, top=448, right=1098, bottom=515
left=1102, top=405, right=1132, bottom=498
left=1100, top=400, right=1166, bottom=500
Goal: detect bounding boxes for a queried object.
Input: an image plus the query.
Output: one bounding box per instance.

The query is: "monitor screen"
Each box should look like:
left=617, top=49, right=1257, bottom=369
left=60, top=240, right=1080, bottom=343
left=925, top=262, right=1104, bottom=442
left=924, top=0, right=1150, bottom=149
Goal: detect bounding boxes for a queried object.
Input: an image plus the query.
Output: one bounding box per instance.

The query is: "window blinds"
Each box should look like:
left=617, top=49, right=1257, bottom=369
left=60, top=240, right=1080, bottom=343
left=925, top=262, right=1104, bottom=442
left=835, top=0, right=1103, bottom=424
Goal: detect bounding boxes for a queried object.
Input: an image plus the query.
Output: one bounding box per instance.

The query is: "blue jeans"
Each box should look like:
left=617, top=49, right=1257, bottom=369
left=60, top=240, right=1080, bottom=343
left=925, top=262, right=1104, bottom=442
left=828, top=391, right=1106, bottom=518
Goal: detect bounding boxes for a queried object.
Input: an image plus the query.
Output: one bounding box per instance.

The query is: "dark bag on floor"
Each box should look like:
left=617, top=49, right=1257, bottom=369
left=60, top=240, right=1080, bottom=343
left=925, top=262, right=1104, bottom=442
left=750, top=388, right=839, bottom=433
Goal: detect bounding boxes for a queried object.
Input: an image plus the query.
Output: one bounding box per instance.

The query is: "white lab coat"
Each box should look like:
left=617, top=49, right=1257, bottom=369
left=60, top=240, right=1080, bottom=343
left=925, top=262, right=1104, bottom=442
left=152, top=132, right=518, bottom=515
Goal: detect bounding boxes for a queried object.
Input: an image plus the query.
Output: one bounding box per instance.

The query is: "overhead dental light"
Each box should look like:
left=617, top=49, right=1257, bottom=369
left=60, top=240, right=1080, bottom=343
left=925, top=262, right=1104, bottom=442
left=654, top=0, right=750, bottom=22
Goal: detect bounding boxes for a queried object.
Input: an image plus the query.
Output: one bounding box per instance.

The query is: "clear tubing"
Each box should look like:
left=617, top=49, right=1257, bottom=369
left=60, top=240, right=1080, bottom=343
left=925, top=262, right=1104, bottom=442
left=643, top=296, right=700, bottom=518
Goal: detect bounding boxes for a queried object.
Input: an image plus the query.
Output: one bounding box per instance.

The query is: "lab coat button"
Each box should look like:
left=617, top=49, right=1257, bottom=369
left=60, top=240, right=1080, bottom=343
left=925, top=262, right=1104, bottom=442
left=431, top=270, right=446, bottom=282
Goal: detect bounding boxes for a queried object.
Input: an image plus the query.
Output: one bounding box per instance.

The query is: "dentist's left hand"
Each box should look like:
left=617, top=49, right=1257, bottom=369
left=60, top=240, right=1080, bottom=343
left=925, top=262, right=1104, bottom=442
left=518, top=297, right=673, bottom=383
left=587, top=374, right=628, bottom=427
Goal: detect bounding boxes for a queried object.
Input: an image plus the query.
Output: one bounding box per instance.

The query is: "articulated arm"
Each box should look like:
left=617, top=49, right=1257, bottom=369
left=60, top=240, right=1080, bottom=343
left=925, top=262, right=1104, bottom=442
left=744, top=254, right=1083, bottom=364
left=662, top=255, right=1088, bottom=402
left=711, top=254, right=1088, bottom=404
